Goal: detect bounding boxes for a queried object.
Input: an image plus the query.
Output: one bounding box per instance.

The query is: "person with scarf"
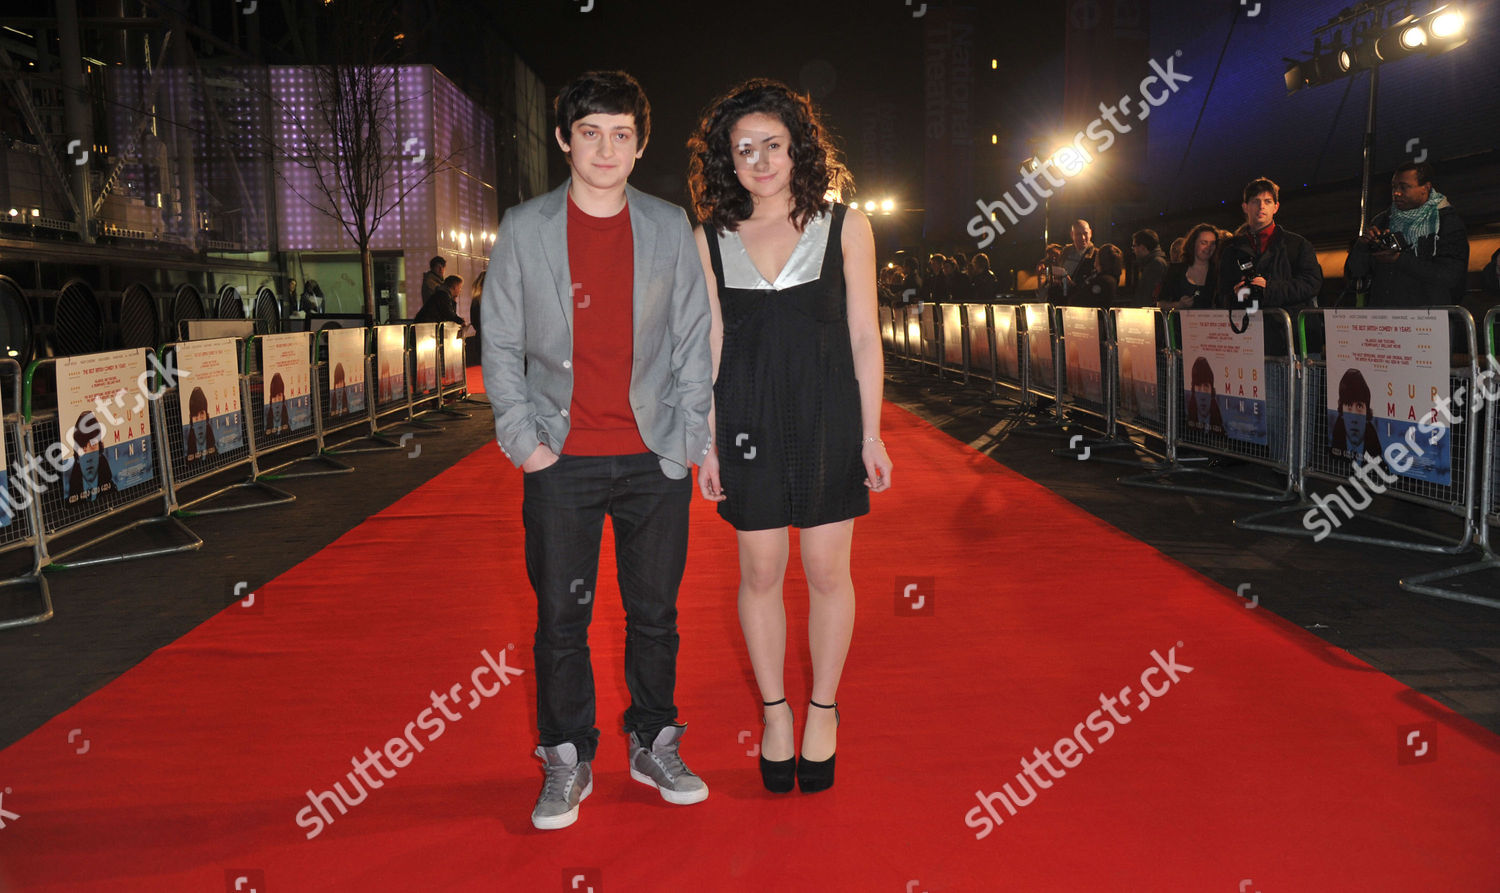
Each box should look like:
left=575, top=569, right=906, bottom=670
left=1345, top=162, right=1469, bottom=308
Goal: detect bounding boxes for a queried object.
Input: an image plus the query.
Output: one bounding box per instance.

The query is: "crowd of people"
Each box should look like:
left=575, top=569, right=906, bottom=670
left=885, top=162, right=1498, bottom=314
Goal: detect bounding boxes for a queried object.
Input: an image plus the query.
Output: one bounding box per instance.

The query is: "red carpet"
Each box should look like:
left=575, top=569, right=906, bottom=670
left=1, top=403, right=1498, bottom=890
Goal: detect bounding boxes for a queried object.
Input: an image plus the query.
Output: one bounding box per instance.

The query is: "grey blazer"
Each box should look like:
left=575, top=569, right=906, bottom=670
left=480, top=180, right=713, bottom=480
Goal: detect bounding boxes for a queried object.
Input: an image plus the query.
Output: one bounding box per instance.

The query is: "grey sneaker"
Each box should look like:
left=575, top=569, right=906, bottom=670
left=532, top=743, right=592, bottom=830
left=628, top=724, right=708, bottom=805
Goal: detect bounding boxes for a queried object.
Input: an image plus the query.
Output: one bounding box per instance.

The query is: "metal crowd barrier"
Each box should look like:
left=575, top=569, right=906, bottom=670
left=372, top=323, right=440, bottom=436
left=437, top=322, right=484, bottom=409
left=989, top=303, right=1030, bottom=407
left=879, top=305, right=897, bottom=354
left=1020, top=303, right=1064, bottom=427
left=1399, top=307, right=1500, bottom=606
left=317, top=326, right=399, bottom=454
left=1238, top=307, right=1480, bottom=553
left=1107, top=306, right=1175, bottom=462
left=917, top=303, right=941, bottom=373
left=1052, top=306, right=1116, bottom=451
left=410, top=323, right=467, bottom=422
left=0, top=359, right=52, bottom=629
left=1122, top=308, right=1298, bottom=501
left=158, top=337, right=295, bottom=517
left=899, top=303, right=921, bottom=364
left=938, top=303, right=965, bottom=382
left=25, top=350, right=202, bottom=570
left=243, top=333, right=353, bottom=479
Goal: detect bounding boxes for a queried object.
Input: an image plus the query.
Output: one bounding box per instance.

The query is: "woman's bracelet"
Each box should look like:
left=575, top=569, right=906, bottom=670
left=862, top=435, right=884, bottom=446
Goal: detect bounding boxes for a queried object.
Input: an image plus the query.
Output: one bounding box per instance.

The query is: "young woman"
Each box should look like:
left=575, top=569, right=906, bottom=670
left=1158, top=223, right=1221, bottom=311
left=1082, top=243, right=1124, bottom=307
left=688, top=79, right=892, bottom=794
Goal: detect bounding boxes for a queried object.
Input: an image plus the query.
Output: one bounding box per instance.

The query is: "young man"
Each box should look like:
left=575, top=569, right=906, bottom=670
left=1130, top=229, right=1168, bottom=305
left=421, top=256, right=446, bottom=305
left=1216, top=177, right=1322, bottom=311
left=480, top=70, right=714, bottom=831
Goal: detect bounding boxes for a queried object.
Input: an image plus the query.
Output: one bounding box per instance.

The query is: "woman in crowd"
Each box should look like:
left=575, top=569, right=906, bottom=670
left=689, top=78, right=892, bottom=795
left=1081, top=243, right=1124, bottom=307
left=1157, top=223, right=1221, bottom=311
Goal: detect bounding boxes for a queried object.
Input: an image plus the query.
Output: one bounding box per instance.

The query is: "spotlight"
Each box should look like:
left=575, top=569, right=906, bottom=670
left=1430, top=9, right=1463, bottom=39
left=863, top=201, right=876, bottom=212
left=1399, top=24, right=1426, bottom=49
left=880, top=199, right=895, bottom=213
left=29, top=208, right=39, bottom=217
left=1338, top=48, right=1354, bottom=71
left=1284, top=62, right=1309, bottom=93
left=6, top=208, right=16, bottom=218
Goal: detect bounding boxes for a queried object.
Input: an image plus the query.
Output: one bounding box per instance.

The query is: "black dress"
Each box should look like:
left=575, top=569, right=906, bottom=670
left=705, top=204, right=869, bottom=531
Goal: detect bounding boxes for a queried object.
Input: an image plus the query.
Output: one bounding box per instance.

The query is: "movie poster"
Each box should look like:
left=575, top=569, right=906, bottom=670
left=413, top=323, right=438, bottom=395
left=327, top=327, right=367, bottom=418
left=1179, top=311, right=1267, bottom=445
left=262, top=332, right=312, bottom=434
left=1022, top=304, right=1054, bottom=390
left=176, top=338, right=242, bottom=462
left=1061, top=307, right=1103, bottom=404
left=992, top=305, right=1020, bottom=382
left=57, top=350, right=155, bottom=503
left=376, top=325, right=406, bottom=404
left=1115, top=308, right=1159, bottom=422
left=1326, top=309, right=1451, bottom=485
left=442, top=324, right=464, bottom=387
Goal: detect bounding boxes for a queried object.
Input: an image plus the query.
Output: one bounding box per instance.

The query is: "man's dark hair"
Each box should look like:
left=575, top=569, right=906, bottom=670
left=1242, top=177, right=1280, bottom=203
left=1394, top=161, right=1434, bottom=185
left=442, top=275, right=463, bottom=290
left=429, top=256, right=446, bottom=271
left=554, top=70, right=651, bottom=148
left=1132, top=229, right=1160, bottom=251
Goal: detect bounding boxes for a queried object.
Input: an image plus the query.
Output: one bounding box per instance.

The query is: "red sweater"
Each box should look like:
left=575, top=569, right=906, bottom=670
left=563, top=195, right=649, bottom=456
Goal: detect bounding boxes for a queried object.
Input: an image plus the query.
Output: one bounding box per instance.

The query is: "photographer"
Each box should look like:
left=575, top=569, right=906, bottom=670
left=1345, top=162, right=1468, bottom=308
left=1215, top=177, right=1322, bottom=311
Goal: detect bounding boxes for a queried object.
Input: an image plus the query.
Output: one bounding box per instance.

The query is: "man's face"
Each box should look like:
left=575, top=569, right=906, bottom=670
left=1391, top=171, right=1430, bottom=211
left=1132, top=243, right=1148, bottom=259
left=1242, top=191, right=1278, bottom=230
left=1071, top=223, right=1091, bottom=250
left=556, top=113, right=643, bottom=193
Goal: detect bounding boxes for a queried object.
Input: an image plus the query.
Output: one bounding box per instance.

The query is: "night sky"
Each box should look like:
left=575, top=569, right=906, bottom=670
left=487, top=1, right=1064, bottom=210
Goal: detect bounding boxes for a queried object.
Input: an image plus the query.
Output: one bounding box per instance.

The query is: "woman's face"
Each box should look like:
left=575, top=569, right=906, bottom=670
left=730, top=112, right=794, bottom=202
left=1193, top=231, right=1217, bottom=263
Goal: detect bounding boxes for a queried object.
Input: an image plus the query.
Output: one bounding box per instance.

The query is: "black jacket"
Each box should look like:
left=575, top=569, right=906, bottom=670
left=1215, top=225, right=1322, bottom=310
left=1345, top=203, right=1468, bottom=307
left=414, top=290, right=463, bottom=325
left=1134, top=249, right=1168, bottom=305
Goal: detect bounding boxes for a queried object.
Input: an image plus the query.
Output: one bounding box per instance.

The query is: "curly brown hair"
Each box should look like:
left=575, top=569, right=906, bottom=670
left=687, top=79, right=851, bottom=233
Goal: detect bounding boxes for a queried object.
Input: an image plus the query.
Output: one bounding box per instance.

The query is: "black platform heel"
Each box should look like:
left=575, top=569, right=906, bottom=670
left=797, top=700, right=839, bottom=793
left=759, top=698, right=796, bottom=793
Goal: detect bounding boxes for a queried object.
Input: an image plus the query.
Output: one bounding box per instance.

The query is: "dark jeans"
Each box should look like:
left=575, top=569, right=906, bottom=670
left=522, top=451, right=691, bottom=761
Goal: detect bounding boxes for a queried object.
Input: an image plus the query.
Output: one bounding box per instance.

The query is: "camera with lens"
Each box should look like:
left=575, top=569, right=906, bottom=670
left=1372, top=229, right=1408, bottom=253
left=1235, top=256, right=1264, bottom=305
